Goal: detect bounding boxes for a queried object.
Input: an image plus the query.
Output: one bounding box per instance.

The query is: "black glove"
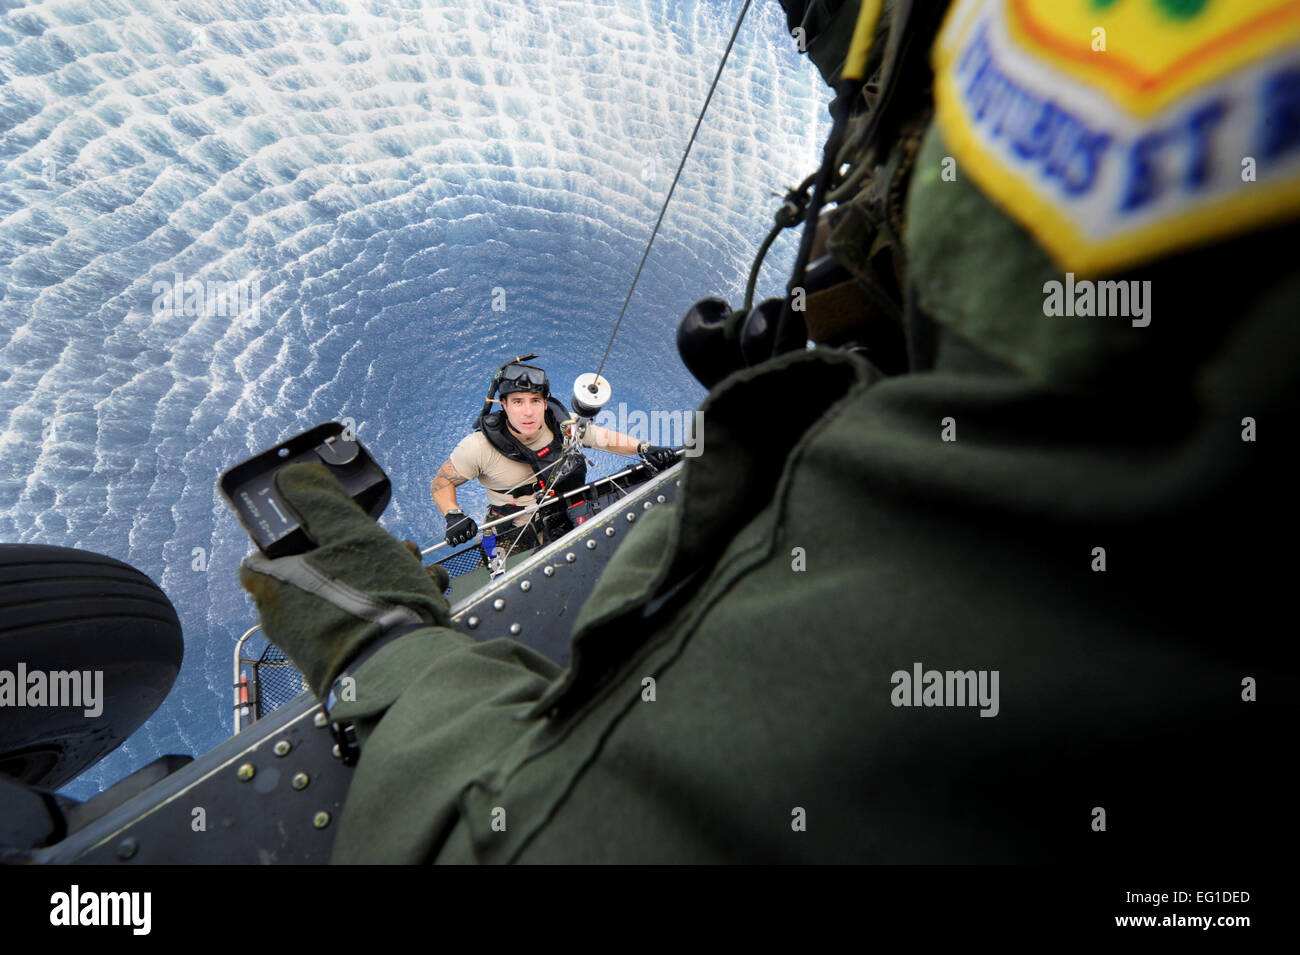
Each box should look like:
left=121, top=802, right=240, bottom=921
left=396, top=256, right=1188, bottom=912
left=444, top=510, right=478, bottom=546
left=639, top=445, right=679, bottom=473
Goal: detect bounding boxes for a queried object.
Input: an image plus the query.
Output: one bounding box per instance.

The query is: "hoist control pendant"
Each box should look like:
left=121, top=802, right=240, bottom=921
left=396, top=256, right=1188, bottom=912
left=572, top=373, right=612, bottom=418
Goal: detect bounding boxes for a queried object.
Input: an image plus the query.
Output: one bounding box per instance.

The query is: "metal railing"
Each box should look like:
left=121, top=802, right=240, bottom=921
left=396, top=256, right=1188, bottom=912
left=231, top=451, right=684, bottom=733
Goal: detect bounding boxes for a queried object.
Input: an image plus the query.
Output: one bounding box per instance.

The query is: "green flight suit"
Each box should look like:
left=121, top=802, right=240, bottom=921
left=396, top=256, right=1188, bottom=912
left=306, top=189, right=1292, bottom=861
left=246, top=5, right=1295, bottom=863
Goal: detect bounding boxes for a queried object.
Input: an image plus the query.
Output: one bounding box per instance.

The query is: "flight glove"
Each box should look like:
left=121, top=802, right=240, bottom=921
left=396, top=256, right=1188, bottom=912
left=640, top=445, right=680, bottom=472
left=444, top=510, right=478, bottom=546
left=238, top=462, right=450, bottom=697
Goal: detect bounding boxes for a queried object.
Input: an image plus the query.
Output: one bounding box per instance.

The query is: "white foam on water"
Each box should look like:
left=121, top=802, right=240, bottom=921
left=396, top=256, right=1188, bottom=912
left=0, top=0, right=832, bottom=797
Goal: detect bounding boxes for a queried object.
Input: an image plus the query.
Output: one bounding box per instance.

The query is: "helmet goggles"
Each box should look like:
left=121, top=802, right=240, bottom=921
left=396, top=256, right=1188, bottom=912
left=497, top=363, right=549, bottom=398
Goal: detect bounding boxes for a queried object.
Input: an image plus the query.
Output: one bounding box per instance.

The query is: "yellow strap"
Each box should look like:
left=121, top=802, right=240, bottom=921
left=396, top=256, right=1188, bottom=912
left=842, top=0, right=885, bottom=82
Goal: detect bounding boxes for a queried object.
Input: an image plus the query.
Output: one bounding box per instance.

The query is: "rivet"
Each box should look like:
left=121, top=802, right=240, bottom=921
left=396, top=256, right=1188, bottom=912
left=565, top=552, right=576, bottom=563
left=313, top=811, right=331, bottom=829
left=292, top=772, right=310, bottom=790
left=467, top=615, right=480, bottom=629
left=273, top=740, right=291, bottom=757
left=509, top=622, right=521, bottom=635
left=605, top=527, right=615, bottom=538
left=236, top=763, right=255, bottom=782
left=313, top=711, right=329, bottom=728
left=520, top=580, right=531, bottom=592
left=493, top=598, right=505, bottom=611
left=331, top=744, right=342, bottom=759
left=625, top=513, right=636, bottom=522
left=543, top=566, right=555, bottom=577
left=657, top=495, right=666, bottom=504
left=115, top=837, right=138, bottom=860
left=586, top=540, right=596, bottom=550
left=644, top=501, right=653, bottom=510
left=675, top=480, right=681, bottom=487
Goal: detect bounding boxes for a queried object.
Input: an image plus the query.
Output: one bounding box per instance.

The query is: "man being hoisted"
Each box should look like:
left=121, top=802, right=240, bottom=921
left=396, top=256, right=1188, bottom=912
left=431, top=356, right=679, bottom=551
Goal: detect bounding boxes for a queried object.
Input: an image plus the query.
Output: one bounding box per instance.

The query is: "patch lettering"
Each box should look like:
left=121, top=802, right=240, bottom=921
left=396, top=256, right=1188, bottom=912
left=933, top=0, right=1300, bottom=274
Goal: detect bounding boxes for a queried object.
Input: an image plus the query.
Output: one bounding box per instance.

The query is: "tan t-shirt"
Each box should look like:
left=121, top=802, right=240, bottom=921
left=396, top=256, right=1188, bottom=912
left=449, top=424, right=603, bottom=519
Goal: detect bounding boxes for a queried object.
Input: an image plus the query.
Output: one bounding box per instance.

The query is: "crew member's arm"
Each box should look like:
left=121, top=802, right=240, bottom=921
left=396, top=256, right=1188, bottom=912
left=584, top=425, right=646, bottom=456
left=585, top=425, right=680, bottom=471
left=238, top=462, right=561, bottom=864
left=430, top=458, right=470, bottom=515
left=431, top=458, right=479, bottom=546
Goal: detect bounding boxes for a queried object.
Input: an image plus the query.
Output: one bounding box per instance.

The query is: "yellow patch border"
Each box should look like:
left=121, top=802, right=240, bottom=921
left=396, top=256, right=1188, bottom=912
left=1005, top=0, right=1300, bottom=119
left=933, top=3, right=1300, bottom=276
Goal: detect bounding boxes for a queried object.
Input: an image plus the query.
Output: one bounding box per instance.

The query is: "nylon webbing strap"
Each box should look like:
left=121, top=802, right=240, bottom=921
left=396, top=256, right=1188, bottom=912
left=804, top=278, right=875, bottom=344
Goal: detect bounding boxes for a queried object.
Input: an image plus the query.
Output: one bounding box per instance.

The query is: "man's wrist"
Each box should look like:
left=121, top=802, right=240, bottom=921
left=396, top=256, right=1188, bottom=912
left=445, top=508, right=463, bottom=517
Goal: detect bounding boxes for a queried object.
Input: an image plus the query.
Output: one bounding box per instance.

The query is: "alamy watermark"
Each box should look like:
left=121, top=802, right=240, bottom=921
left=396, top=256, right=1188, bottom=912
left=1043, top=272, right=1151, bottom=327
left=890, top=662, right=999, bottom=717
left=591, top=403, right=705, bottom=457
left=152, top=272, right=260, bottom=320
left=0, top=663, right=103, bottom=717
left=50, top=885, right=150, bottom=934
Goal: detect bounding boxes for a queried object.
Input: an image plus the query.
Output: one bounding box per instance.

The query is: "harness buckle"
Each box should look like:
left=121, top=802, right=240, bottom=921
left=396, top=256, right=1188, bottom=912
left=328, top=719, right=360, bottom=766
left=324, top=682, right=361, bottom=766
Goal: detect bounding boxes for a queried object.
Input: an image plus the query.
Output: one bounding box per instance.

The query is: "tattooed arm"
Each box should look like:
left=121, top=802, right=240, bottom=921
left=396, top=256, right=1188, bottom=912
left=430, top=459, right=470, bottom=515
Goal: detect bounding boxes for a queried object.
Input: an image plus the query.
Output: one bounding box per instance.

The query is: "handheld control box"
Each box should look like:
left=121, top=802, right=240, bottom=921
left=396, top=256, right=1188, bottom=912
left=218, top=422, right=390, bottom=557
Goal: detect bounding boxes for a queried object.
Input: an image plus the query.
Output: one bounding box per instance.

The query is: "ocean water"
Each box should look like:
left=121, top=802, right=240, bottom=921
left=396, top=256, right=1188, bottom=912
left=0, top=0, right=832, bottom=800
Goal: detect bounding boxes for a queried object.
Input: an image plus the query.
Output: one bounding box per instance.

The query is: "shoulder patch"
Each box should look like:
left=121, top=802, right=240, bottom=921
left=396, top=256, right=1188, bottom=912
left=932, top=0, right=1300, bottom=274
